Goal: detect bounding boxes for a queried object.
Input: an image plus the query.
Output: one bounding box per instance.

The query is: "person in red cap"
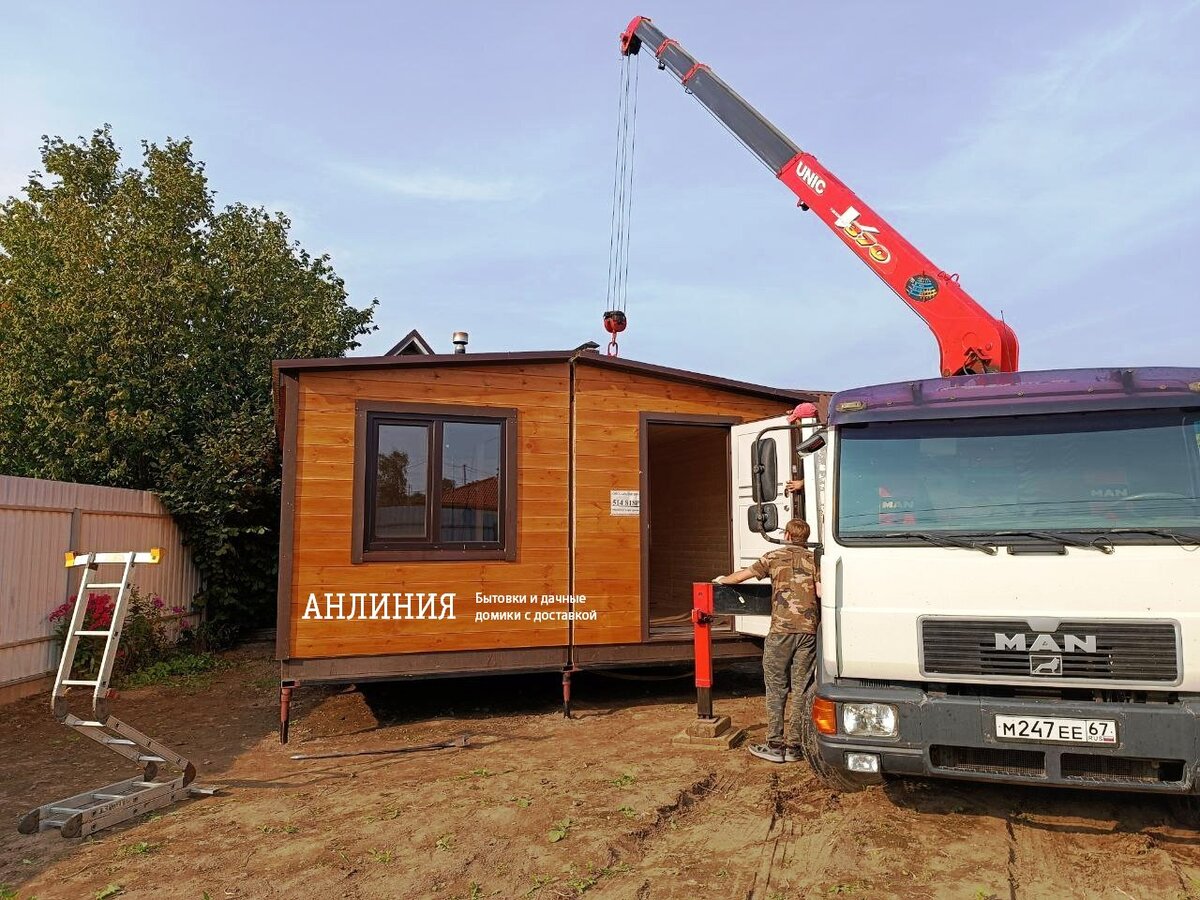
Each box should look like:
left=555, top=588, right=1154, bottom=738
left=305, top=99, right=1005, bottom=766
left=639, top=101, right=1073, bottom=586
left=782, top=401, right=819, bottom=495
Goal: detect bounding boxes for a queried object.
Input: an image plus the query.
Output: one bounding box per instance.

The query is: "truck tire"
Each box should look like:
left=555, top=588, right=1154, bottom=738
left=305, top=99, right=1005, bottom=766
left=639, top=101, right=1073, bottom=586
left=799, top=681, right=884, bottom=792
left=1169, top=795, right=1200, bottom=829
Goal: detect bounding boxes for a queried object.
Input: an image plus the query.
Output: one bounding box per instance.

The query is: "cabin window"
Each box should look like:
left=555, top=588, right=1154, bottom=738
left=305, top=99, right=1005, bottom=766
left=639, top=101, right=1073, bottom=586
left=354, top=403, right=517, bottom=561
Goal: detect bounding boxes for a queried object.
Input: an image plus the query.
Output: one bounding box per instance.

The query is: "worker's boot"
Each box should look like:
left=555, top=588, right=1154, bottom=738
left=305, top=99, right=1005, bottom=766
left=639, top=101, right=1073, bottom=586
left=748, top=741, right=786, bottom=763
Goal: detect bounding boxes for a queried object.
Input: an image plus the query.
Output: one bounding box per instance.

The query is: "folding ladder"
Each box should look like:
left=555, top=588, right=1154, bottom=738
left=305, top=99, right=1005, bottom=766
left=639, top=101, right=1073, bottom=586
left=18, top=549, right=214, bottom=838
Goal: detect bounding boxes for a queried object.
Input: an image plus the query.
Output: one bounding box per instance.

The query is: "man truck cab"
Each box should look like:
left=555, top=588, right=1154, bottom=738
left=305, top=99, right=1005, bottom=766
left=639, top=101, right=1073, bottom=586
left=735, top=367, right=1200, bottom=795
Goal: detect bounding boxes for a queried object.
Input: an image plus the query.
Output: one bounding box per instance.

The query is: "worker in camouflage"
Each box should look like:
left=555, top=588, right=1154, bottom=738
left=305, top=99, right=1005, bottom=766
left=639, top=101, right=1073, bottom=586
left=715, top=515, right=819, bottom=764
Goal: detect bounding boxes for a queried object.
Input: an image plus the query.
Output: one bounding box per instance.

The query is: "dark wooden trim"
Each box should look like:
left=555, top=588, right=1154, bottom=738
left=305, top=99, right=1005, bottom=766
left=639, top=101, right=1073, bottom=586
left=351, top=400, right=518, bottom=564
left=275, top=372, right=300, bottom=661
left=282, top=646, right=570, bottom=682
left=571, top=633, right=761, bottom=667
left=566, top=358, right=578, bottom=666
left=272, top=350, right=822, bottom=405
left=278, top=633, right=761, bottom=684
left=638, top=412, right=743, bottom=642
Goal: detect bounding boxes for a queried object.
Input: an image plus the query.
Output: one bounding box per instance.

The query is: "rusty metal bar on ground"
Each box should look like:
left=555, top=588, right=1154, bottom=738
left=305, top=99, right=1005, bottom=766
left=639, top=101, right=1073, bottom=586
left=289, top=732, right=471, bottom=761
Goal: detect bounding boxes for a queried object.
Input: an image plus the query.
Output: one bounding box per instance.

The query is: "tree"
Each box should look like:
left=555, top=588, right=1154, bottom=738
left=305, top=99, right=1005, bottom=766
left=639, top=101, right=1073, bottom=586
left=0, top=126, right=375, bottom=626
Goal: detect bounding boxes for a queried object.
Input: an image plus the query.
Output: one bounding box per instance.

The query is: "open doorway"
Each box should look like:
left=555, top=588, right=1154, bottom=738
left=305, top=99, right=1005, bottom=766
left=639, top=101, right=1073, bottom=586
left=642, top=417, right=734, bottom=639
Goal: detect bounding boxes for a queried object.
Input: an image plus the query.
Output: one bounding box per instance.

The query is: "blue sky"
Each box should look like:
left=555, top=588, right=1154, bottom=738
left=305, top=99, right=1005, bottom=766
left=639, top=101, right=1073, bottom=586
left=3, top=2, right=1198, bottom=392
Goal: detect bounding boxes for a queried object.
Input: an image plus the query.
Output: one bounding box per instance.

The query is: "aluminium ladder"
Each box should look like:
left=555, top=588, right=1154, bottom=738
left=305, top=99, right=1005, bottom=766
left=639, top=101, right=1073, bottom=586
left=18, top=549, right=214, bottom=838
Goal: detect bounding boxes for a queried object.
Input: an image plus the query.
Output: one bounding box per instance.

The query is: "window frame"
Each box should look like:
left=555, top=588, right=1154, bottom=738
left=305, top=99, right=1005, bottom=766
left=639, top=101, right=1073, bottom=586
left=352, top=401, right=518, bottom=562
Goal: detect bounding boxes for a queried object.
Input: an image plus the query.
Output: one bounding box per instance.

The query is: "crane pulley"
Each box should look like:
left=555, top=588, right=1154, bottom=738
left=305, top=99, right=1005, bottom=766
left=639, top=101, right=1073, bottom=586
left=618, top=15, right=1019, bottom=376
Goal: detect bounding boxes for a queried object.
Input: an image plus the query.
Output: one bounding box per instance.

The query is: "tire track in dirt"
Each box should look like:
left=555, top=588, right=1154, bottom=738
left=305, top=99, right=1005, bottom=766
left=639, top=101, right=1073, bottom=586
left=1002, top=795, right=1192, bottom=900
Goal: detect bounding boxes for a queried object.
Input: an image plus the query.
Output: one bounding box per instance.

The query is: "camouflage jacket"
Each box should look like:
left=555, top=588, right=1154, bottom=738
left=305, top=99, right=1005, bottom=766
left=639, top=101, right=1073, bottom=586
left=749, top=546, right=819, bottom=635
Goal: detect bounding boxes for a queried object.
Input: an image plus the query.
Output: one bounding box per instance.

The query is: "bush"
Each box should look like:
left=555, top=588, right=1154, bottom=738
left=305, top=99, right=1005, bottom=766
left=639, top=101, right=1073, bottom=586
left=49, top=587, right=189, bottom=684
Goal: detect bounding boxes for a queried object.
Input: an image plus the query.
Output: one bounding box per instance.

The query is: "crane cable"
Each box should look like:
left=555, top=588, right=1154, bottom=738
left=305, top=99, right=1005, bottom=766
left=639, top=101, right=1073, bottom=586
left=604, top=53, right=639, bottom=357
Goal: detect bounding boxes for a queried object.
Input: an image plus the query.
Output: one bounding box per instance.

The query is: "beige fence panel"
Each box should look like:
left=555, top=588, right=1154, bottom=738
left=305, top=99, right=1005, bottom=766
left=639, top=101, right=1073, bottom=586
left=0, top=476, right=202, bottom=704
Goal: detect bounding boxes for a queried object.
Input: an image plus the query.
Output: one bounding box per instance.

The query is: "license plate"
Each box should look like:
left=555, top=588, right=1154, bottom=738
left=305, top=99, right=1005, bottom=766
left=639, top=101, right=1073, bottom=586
left=994, top=714, right=1117, bottom=745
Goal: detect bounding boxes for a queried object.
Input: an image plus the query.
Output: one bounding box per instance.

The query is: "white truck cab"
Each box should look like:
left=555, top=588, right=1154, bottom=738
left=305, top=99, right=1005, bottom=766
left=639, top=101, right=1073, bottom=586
left=735, top=366, right=1200, bottom=795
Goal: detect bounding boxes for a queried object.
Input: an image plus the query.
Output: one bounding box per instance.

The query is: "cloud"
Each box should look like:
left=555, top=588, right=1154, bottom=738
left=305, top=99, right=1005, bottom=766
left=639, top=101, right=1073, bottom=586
left=892, top=2, right=1200, bottom=290
left=331, top=163, right=522, bottom=202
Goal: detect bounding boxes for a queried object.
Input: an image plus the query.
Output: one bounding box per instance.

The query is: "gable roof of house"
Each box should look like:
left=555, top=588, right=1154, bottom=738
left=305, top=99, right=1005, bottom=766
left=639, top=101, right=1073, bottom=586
left=384, top=329, right=434, bottom=356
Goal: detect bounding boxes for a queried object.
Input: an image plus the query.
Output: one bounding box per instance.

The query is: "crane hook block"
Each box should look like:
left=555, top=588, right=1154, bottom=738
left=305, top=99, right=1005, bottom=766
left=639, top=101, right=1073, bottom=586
left=603, top=310, right=627, bottom=335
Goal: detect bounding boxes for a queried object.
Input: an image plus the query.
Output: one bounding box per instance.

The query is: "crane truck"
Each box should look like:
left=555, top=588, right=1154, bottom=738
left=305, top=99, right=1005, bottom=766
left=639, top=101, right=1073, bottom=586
left=621, top=16, right=1200, bottom=799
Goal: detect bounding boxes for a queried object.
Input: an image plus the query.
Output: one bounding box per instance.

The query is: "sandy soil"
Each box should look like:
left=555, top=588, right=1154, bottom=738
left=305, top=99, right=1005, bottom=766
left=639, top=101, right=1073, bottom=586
left=3, top=642, right=1200, bottom=899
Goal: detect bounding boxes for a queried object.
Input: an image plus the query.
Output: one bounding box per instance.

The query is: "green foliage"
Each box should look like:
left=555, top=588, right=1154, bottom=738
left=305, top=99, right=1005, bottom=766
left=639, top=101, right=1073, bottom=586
left=94, top=886, right=123, bottom=899
left=49, top=587, right=188, bottom=682
left=121, top=652, right=225, bottom=687
left=609, top=773, right=636, bottom=788
left=547, top=818, right=573, bottom=843
left=0, top=127, right=375, bottom=626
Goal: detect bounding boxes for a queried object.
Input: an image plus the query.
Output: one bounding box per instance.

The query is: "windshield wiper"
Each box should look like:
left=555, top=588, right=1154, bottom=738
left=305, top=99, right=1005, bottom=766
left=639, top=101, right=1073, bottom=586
left=1090, top=527, right=1200, bottom=549
left=885, top=532, right=998, bottom=555
left=991, top=530, right=1115, bottom=554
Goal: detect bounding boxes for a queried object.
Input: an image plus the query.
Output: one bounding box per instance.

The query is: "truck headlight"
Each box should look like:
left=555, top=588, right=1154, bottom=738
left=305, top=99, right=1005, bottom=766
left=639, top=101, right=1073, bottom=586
left=841, top=703, right=898, bottom=738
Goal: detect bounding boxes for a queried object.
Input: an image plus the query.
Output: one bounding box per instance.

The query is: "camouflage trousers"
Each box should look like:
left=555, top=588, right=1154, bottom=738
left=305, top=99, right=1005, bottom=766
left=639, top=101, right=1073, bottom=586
left=763, top=631, right=817, bottom=747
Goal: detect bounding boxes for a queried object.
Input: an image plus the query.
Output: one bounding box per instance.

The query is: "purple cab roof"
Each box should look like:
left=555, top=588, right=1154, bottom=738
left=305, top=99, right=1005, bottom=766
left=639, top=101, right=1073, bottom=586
left=828, top=367, right=1200, bottom=425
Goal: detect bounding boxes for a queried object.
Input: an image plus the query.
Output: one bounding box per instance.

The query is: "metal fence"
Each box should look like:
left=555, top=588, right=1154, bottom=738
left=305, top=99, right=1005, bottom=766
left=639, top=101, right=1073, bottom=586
left=0, top=475, right=202, bottom=704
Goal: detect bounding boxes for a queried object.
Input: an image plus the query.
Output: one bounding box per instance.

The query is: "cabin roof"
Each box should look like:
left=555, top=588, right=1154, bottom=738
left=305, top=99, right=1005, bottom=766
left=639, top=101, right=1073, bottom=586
left=274, top=348, right=825, bottom=405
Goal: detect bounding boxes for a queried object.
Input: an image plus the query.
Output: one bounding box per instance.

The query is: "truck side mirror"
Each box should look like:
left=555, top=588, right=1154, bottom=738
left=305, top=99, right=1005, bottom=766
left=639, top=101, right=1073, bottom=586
left=752, top=438, right=778, bottom=502
left=748, top=503, right=779, bottom=534
left=796, top=430, right=826, bottom=456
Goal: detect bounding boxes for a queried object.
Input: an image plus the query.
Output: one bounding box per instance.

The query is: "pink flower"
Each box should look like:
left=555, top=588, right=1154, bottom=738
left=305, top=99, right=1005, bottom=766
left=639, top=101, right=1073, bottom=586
left=152, top=597, right=165, bottom=610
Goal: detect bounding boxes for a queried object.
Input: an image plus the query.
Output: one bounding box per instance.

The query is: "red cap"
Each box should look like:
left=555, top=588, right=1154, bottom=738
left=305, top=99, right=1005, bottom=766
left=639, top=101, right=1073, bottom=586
left=786, top=402, right=819, bottom=424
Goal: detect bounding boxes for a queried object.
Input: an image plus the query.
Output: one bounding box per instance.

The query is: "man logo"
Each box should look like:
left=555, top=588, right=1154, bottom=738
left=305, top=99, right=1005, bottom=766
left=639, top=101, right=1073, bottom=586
left=1030, top=655, right=1062, bottom=676
left=994, top=633, right=1098, bottom=654
left=795, top=162, right=826, bottom=195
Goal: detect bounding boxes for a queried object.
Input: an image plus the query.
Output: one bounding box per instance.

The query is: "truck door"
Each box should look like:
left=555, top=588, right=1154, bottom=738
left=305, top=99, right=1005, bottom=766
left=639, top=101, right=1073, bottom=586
left=730, top=415, right=796, bottom=637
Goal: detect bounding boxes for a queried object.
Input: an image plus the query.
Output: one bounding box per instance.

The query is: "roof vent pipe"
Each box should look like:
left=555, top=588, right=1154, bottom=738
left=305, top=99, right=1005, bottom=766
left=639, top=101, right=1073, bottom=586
left=451, top=331, right=469, bottom=354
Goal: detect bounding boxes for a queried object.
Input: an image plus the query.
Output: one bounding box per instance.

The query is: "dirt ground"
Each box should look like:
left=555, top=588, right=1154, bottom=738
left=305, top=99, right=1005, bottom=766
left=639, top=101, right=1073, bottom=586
left=3, top=643, right=1200, bottom=900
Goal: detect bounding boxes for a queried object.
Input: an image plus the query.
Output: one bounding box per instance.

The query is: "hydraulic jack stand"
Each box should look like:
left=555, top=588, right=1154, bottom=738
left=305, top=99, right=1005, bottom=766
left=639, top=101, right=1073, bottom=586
left=672, top=582, right=772, bottom=748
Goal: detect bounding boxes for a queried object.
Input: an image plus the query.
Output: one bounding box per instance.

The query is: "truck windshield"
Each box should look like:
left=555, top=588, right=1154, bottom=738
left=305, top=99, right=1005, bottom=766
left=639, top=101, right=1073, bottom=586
left=836, top=409, right=1200, bottom=540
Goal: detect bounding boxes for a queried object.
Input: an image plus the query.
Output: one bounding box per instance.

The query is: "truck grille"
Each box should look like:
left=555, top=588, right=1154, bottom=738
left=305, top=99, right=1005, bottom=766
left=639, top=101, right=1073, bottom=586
left=921, top=619, right=1179, bottom=684
left=1060, top=754, right=1185, bottom=785
left=930, top=745, right=1044, bottom=777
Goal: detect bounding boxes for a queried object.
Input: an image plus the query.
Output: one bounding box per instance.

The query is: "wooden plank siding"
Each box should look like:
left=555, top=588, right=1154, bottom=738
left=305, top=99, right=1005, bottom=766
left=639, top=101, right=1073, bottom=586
left=288, top=362, right=572, bottom=660
left=569, top=362, right=794, bottom=646
left=281, top=353, right=808, bottom=666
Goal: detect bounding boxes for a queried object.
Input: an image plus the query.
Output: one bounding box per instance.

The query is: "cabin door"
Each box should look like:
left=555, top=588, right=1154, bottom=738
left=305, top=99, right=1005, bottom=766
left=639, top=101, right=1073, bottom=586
left=643, top=419, right=734, bottom=638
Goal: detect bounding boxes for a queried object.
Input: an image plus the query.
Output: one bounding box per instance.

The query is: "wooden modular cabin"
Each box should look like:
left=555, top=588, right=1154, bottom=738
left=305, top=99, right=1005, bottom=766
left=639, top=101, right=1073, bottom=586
left=273, top=348, right=824, bottom=739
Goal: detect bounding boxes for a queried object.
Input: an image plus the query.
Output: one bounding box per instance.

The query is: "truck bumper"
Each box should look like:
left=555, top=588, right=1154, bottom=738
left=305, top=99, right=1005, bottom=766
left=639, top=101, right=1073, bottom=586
left=814, top=681, right=1200, bottom=794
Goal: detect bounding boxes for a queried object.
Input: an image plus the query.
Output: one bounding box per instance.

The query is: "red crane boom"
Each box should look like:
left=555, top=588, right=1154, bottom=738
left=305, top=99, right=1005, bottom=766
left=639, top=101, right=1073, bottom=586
left=620, top=16, right=1019, bottom=376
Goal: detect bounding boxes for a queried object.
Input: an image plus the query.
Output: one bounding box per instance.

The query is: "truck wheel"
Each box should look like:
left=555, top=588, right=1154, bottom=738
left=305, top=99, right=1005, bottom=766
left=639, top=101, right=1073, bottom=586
left=1169, top=795, right=1200, bottom=829
left=799, top=681, right=883, bottom=793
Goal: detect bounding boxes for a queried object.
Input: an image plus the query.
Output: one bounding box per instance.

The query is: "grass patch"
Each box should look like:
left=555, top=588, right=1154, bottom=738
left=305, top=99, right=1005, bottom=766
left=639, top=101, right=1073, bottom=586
left=0, top=886, right=17, bottom=900
left=95, top=887, right=124, bottom=900
left=259, top=823, right=298, bottom=834
left=609, top=773, right=636, bottom=788
left=618, top=805, right=636, bottom=820
left=123, top=653, right=226, bottom=688
left=118, top=841, right=159, bottom=856
left=524, top=875, right=555, bottom=897
left=548, top=818, right=573, bottom=843
left=368, top=848, right=394, bottom=864
left=435, top=833, right=455, bottom=852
